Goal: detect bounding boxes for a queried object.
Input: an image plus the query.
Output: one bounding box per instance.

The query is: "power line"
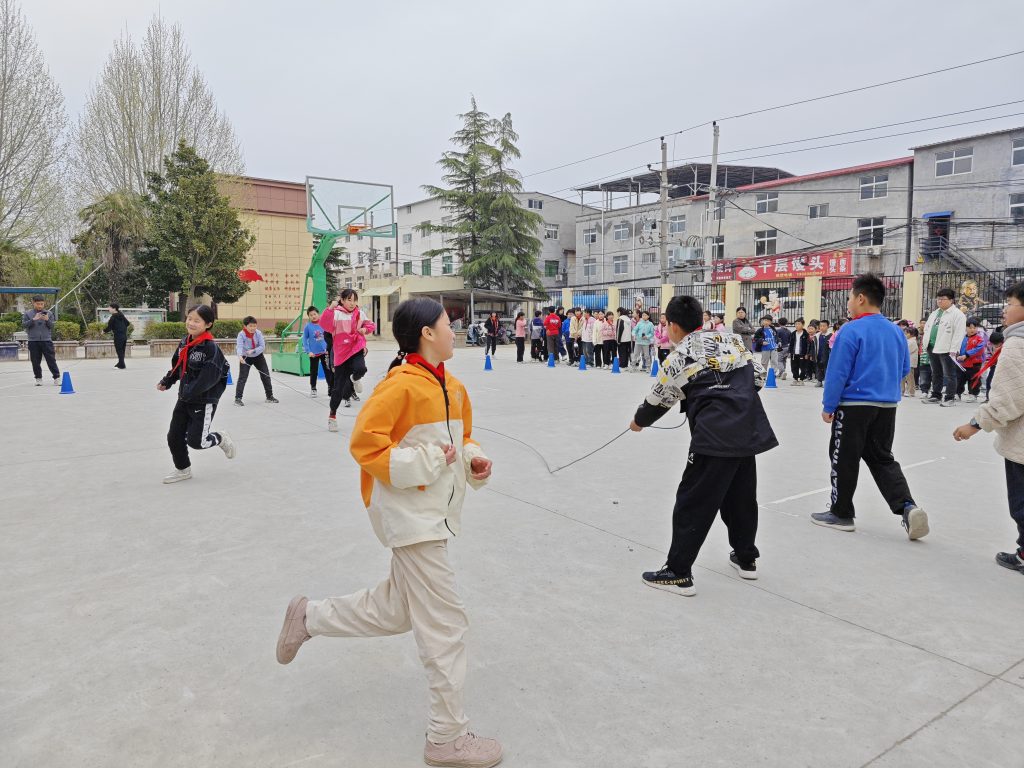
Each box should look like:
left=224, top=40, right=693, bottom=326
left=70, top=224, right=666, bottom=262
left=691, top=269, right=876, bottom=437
left=523, top=49, right=1024, bottom=181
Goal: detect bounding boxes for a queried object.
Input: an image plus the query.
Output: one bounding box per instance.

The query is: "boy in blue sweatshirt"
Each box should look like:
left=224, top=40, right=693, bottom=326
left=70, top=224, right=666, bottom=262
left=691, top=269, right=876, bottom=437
left=812, top=274, right=929, bottom=540
left=302, top=306, right=334, bottom=398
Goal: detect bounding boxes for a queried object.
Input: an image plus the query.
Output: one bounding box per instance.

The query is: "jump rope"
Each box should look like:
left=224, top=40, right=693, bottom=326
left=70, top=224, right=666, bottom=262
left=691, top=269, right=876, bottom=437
left=236, top=353, right=688, bottom=475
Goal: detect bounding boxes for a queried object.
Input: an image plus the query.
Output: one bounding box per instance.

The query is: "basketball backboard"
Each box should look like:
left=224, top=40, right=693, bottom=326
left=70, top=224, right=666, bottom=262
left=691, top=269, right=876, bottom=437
left=305, top=176, right=397, bottom=238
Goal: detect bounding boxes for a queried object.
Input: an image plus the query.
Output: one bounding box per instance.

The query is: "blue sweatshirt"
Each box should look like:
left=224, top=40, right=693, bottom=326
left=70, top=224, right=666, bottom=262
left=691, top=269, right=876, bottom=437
left=302, top=322, right=328, bottom=355
left=823, top=313, right=909, bottom=413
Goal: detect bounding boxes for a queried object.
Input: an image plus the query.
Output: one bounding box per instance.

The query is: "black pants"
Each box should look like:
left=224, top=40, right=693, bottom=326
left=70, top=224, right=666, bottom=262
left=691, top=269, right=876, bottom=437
left=604, top=340, right=617, bottom=367
left=667, top=453, right=760, bottom=576
left=802, top=358, right=816, bottom=381
left=515, top=337, right=525, bottom=362
left=917, top=361, right=932, bottom=392
left=323, top=333, right=334, bottom=374
left=330, top=352, right=368, bottom=415
left=1005, top=459, right=1024, bottom=552
left=114, top=335, right=127, bottom=367
left=485, top=335, right=497, bottom=355
left=309, top=353, right=334, bottom=392
left=816, top=361, right=827, bottom=383
left=594, top=342, right=604, bottom=367
left=828, top=405, right=914, bottom=519
left=617, top=341, right=631, bottom=366
left=236, top=354, right=273, bottom=400
left=167, top=400, right=222, bottom=469
left=657, top=348, right=671, bottom=364
left=791, top=355, right=804, bottom=380
left=957, top=363, right=981, bottom=397
left=929, top=349, right=958, bottom=401
left=530, top=337, right=543, bottom=360
left=566, top=336, right=577, bottom=364
left=28, top=340, right=60, bottom=380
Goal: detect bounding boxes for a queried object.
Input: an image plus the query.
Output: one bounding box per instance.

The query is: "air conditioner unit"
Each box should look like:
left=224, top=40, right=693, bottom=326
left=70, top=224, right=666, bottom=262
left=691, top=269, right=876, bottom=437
left=554, top=273, right=566, bottom=283
left=855, top=246, right=883, bottom=257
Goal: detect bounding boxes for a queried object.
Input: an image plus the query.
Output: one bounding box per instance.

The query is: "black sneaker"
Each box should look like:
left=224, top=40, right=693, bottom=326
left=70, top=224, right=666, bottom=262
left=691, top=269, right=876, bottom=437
left=234, top=399, right=244, bottom=407
left=351, top=393, right=360, bottom=402
left=641, top=566, right=696, bottom=596
left=729, top=552, right=758, bottom=580
left=995, top=551, right=1024, bottom=573
left=265, top=396, right=279, bottom=404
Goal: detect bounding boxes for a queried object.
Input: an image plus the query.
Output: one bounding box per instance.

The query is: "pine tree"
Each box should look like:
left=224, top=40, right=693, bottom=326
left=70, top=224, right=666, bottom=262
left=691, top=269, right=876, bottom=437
left=420, top=99, right=542, bottom=294
left=144, top=141, right=255, bottom=318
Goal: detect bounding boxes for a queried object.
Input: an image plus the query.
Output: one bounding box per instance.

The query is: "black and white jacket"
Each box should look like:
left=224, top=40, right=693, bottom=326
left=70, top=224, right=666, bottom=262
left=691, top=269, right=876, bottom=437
left=159, top=337, right=229, bottom=404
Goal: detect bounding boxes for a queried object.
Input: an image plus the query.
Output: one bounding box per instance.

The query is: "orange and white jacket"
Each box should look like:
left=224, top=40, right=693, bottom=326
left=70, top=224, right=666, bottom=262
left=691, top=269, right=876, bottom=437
left=349, top=360, right=489, bottom=548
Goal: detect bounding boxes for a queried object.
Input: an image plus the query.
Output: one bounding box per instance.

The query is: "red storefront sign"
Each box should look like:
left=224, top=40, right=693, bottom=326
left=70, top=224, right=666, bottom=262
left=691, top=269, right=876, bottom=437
left=713, top=249, right=854, bottom=281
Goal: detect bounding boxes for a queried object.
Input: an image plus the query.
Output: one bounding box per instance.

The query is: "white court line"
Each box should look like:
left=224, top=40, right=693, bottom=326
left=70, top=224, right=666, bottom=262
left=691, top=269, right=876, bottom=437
left=767, top=456, right=947, bottom=505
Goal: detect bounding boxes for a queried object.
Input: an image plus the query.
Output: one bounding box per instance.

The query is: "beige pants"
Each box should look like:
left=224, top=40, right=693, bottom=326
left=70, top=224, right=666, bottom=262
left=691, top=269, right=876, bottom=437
left=305, top=539, right=469, bottom=742
left=902, top=371, right=916, bottom=396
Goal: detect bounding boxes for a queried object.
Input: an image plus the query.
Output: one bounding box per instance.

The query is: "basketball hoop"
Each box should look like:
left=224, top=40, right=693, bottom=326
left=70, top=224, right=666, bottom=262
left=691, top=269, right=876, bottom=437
left=346, top=224, right=367, bottom=235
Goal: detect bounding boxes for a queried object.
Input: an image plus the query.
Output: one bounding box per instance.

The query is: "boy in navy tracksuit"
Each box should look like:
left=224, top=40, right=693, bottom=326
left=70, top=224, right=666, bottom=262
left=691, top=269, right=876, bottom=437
left=630, top=295, right=778, bottom=596
left=812, top=275, right=929, bottom=540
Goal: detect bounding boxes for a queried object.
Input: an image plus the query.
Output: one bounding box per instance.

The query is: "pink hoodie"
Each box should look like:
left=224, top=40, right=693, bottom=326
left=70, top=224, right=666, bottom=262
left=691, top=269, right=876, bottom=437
left=654, top=322, right=672, bottom=349
left=320, top=305, right=376, bottom=366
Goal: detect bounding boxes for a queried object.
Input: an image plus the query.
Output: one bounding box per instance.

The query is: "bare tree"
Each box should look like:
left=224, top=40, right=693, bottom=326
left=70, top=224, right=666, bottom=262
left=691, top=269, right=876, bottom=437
left=0, top=0, right=68, bottom=250
left=73, top=15, right=244, bottom=200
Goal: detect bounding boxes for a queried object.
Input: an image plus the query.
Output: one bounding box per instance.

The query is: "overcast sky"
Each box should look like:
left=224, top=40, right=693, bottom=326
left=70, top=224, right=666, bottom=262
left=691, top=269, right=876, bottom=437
left=25, top=0, right=1024, bottom=207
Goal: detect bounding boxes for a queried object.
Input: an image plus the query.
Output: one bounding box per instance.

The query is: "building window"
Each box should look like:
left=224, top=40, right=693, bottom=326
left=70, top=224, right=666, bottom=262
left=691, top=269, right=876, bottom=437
left=405, top=205, right=413, bottom=214
left=668, top=215, right=686, bottom=234
left=641, top=251, right=657, bottom=265
left=527, top=198, right=543, bottom=210
left=583, top=258, right=597, bottom=277
left=935, top=147, right=973, bottom=177
left=1011, top=193, right=1024, bottom=223
left=345, top=235, right=351, bottom=243
left=545, top=260, right=559, bottom=277
left=420, top=220, right=430, bottom=236
left=402, top=233, right=412, bottom=244
left=857, top=217, right=885, bottom=246
left=860, top=174, right=888, bottom=200
left=755, top=192, right=779, bottom=213
left=583, top=227, right=597, bottom=244
left=442, top=254, right=453, bottom=274
left=808, top=203, right=829, bottom=219
left=544, top=223, right=559, bottom=240
left=613, top=223, right=630, bottom=241
left=711, top=199, right=725, bottom=221
left=710, top=236, right=725, bottom=260
left=754, top=229, right=777, bottom=257
left=1013, top=138, right=1024, bottom=167
left=403, top=261, right=413, bottom=275
left=613, top=255, right=629, bottom=275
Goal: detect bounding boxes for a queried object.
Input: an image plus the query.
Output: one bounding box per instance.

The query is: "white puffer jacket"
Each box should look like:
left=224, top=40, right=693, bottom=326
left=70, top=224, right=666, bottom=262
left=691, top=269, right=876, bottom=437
left=923, top=305, right=966, bottom=355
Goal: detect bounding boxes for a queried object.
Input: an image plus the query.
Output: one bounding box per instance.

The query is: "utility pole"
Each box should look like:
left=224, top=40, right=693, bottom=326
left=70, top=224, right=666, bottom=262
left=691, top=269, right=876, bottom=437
left=705, top=121, right=720, bottom=276
left=659, top=136, right=669, bottom=283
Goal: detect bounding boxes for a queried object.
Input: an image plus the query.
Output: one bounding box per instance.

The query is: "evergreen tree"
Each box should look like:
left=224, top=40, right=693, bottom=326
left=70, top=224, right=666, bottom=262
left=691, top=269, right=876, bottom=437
left=72, top=192, right=148, bottom=303
left=144, top=141, right=255, bottom=317
left=420, top=98, right=542, bottom=294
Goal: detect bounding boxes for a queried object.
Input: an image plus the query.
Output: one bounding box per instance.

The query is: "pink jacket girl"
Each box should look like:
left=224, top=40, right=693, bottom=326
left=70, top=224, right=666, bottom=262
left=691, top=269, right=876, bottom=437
left=320, top=288, right=376, bottom=427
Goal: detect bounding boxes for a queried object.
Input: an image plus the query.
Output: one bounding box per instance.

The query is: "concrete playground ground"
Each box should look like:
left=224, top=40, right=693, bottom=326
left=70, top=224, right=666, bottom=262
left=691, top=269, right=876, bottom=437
left=2, top=342, right=1022, bottom=768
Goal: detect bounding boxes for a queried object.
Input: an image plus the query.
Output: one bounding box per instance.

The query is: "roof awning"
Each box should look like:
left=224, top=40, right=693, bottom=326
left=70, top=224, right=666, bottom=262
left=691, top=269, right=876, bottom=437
left=361, top=285, right=400, bottom=297
left=922, top=211, right=954, bottom=219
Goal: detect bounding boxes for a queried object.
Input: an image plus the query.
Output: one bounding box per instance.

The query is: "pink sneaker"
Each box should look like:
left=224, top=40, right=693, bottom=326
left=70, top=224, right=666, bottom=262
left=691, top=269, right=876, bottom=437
left=424, top=733, right=503, bottom=768
left=276, top=596, right=311, bottom=664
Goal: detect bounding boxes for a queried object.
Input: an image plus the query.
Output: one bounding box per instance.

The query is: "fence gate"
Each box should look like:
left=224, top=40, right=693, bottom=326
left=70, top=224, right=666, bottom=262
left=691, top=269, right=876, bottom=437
left=739, top=280, right=803, bottom=322
left=619, top=286, right=661, bottom=316
left=678, top=283, right=726, bottom=316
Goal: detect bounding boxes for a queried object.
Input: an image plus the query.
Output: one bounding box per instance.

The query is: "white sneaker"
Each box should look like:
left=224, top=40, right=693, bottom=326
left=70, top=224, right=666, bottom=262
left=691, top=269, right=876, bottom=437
left=964, top=394, right=977, bottom=403
left=327, top=416, right=338, bottom=432
left=35, top=379, right=42, bottom=386
left=940, top=399, right=955, bottom=407
left=163, top=467, right=192, bottom=484
left=218, top=431, right=236, bottom=459
left=351, top=375, right=363, bottom=395
left=309, top=390, right=317, bottom=398
left=53, top=377, right=61, bottom=386
left=343, top=399, right=352, bottom=408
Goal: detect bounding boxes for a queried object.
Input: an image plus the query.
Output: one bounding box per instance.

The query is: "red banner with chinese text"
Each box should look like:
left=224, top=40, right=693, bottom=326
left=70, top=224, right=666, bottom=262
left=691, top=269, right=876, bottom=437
left=713, top=249, right=854, bottom=282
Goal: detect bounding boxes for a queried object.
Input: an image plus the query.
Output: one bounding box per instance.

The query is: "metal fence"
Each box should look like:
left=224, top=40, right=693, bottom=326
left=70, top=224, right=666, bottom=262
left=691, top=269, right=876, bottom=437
left=619, top=286, right=661, bottom=315
left=680, top=283, right=726, bottom=315
left=572, top=288, right=608, bottom=311
left=738, top=279, right=804, bottom=322
left=920, top=270, right=1022, bottom=326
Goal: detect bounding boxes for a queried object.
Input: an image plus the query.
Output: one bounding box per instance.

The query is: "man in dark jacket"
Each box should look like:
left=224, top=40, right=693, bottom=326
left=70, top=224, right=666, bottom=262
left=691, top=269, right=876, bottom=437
left=629, top=295, right=778, bottom=597
left=22, top=295, right=60, bottom=386
left=105, top=304, right=131, bottom=369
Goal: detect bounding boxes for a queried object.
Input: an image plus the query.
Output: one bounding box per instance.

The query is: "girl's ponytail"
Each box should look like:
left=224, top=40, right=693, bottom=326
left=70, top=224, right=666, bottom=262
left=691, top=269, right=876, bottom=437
left=388, top=349, right=407, bottom=371
left=386, top=298, right=446, bottom=373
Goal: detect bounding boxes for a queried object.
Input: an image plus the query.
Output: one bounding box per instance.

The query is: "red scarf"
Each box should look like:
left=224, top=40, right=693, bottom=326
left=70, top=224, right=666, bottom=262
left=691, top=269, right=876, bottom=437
left=172, top=332, right=214, bottom=377
left=406, top=353, right=445, bottom=383
left=243, top=328, right=257, bottom=350
left=973, top=346, right=1001, bottom=385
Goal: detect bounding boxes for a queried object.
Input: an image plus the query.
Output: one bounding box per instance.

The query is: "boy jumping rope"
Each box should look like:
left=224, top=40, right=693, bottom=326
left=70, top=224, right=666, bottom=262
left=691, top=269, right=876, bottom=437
left=629, top=295, right=777, bottom=596
left=276, top=298, right=502, bottom=768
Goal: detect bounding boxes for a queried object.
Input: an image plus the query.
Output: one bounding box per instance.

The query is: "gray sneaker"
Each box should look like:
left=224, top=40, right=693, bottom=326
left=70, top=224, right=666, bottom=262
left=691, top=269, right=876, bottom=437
left=810, top=511, right=855, bottom=532
left=424, top=733, right=503, bottom=768
left=922, top=396, right=940, bottom=404
left=939, top=399, right=955, bottom=407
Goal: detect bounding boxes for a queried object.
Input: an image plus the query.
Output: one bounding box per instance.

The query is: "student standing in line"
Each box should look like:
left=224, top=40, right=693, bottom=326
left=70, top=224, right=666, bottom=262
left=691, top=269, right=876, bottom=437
left=775, top=317, right=792, bottom=380
left=483, top=312, right=500, bottom=357
left=654, top=312, right=673, bottom=364
left=788, top=317, right=809, bottom=385
left=753, top=315, right=779, bottom=376
left=812, top=274, right=929, bottom=540
left=732, top=306, right=755, bottom=351
left=922, top=287, right=967, bottom=406
left=321, top=288, right=376, bottom=430
left=514, top=311, right=527, bottom=363
left=955, top=318, right=986, bottom=403
left=902, top=326, right=920, bottom=398
left=629, top=295, right=777, bottom=596
left=530, top=310, right=545, bottom=361
left=302, top=306, right=334, bottom=398
left=22, top=295, right=60, bottom=385
left=616, top=308, right=633, bottom=369
left=543, top=306, right=562, bottom=361
left=158, top=305, right=236, bottom=483
left=105, top=303, right=131, bottom=369
left=632, top=310, right=655, bottom=372
left=275, top=298, right=502, bottom=768
left=601, top=311, right=617, bottom=369
left=235, top=316, right=278, bottom=406
left=806, top=321, right=820, bottom=385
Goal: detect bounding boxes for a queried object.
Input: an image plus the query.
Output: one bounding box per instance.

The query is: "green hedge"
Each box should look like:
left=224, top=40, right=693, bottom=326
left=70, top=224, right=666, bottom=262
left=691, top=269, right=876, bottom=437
left=274, top=320, right=291, bottom=336
left=1, top=312, right=23, bottom=325
left=84, top=321, right=107, bottom=340
left=53, top=321, right=82, bottom=341
left=212, top=319, right=243, bottom=338
left=144, top=321, right=188, bottom=340
left=0, top=321, right=17, bottom=341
